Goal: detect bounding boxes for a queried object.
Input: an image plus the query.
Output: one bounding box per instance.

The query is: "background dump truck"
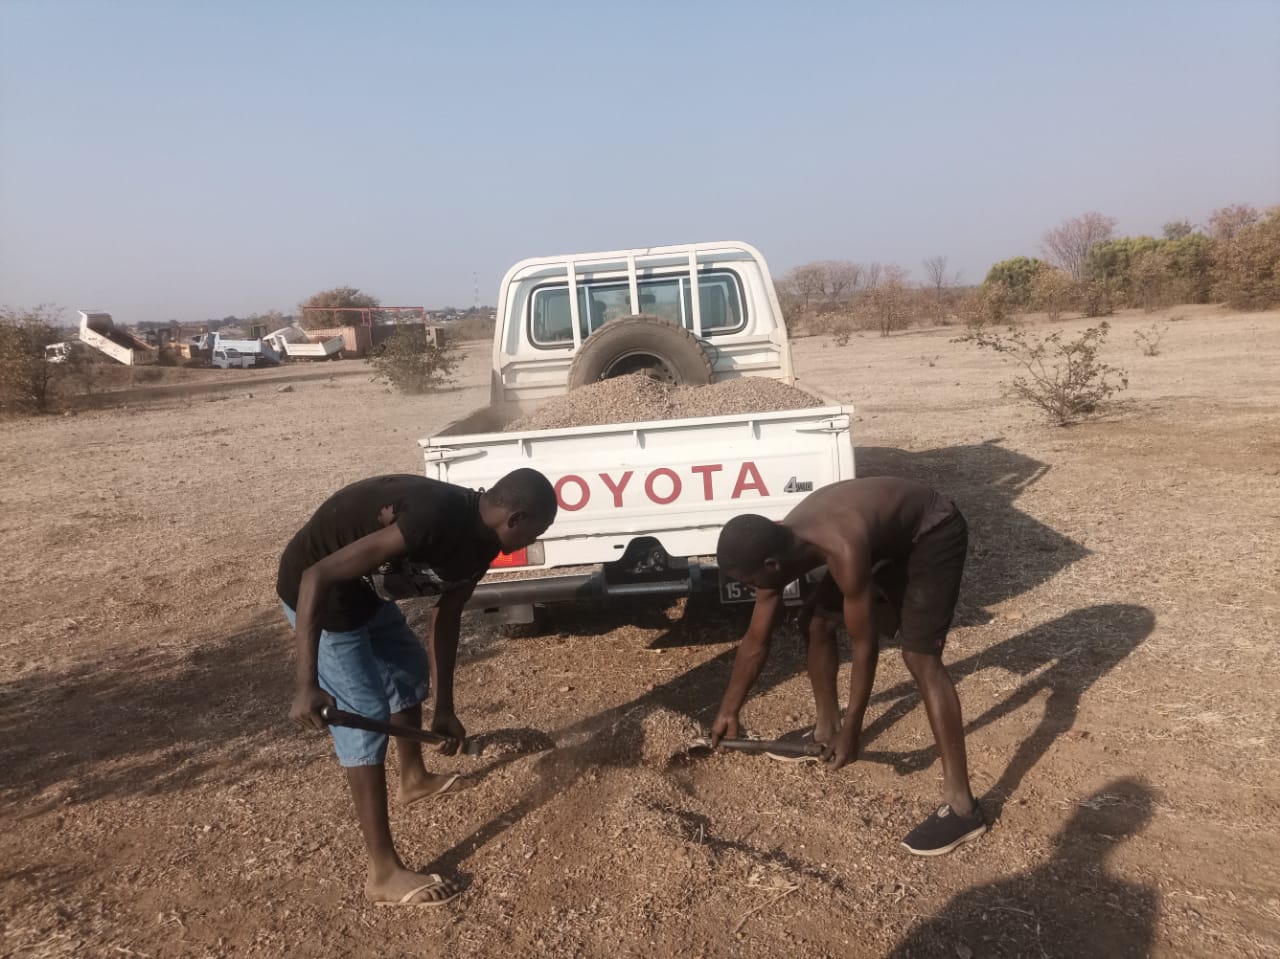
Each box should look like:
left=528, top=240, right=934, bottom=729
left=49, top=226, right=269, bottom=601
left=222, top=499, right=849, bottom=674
left=77, top=311, right=157, bottom=366
left=420, top=242, right=855, bottom=625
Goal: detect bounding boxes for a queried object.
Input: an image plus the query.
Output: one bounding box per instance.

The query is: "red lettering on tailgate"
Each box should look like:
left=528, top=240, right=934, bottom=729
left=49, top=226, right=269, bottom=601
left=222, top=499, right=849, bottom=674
left=731, top=462, right=769, bottom=499
left=599, top=470, right=633, bottom=507
left=644, top=468, right=682, bottom=505
left=555, top=474, right=590, bottom=511
left=690, top=464, right=723, bottom=500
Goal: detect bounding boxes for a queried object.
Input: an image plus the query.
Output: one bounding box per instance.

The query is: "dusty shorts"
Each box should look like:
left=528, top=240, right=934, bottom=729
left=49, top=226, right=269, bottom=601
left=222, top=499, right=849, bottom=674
left=809, top=509, right=968, bottom=656
left=281, top=601, right=429, bottom=767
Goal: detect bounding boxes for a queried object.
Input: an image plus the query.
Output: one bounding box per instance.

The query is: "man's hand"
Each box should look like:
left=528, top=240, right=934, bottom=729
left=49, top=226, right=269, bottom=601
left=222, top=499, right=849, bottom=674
left=289, top=684, right=336, bottom=732
left=431, top=709, right=466, bottom=755
left=710, top=712, right=740, bottom=748
left=822, top=724, right=860, bottom=771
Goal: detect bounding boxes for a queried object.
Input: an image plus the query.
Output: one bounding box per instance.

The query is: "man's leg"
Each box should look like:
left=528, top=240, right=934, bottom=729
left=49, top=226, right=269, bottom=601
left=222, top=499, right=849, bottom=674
left=803, top=576, right=844, bottom=745
left=313, top=607, right=460, bottom=903
left=806, top=616, right=841, bottom=745
left=902, top=651, right=975, bottom=816
left=390, top=703, right=460, bottom=804
left=364, top=602, right=463, bottom=805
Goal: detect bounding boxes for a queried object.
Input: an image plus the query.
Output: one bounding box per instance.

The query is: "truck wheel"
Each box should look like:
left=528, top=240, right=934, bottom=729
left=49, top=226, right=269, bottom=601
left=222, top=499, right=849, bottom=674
left=567, top=314, right=713, bottom=388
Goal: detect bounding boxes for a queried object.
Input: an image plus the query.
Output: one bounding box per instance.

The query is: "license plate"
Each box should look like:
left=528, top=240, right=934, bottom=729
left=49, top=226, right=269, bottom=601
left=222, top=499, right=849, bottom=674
left=719, top=575, right=801, bottom=604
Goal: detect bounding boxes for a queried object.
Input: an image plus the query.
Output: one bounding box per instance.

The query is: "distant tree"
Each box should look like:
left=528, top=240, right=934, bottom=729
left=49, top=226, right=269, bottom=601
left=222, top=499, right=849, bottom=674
left=1030, top=267, right=1075, bottom=321
left=0, top=306, right=70, bottom=414
left=821, top=260, right=862, bottom=299
left=922, top=255, right=950, bottom=297
left=866, top=264, right=913, bottom=336
left=1162, top=220, right=1194, bottom=241
left=1207, top=204, right=1259, bottom=244
left=1213, top=206, right=1280, bottom=309
left=298, top=286, right=380, bottom=330
left=984, top=256, right=1047, bottom=308
left=1042, top=212, right=1117, bottom=280
left=785, top=264, right=828, bottom=311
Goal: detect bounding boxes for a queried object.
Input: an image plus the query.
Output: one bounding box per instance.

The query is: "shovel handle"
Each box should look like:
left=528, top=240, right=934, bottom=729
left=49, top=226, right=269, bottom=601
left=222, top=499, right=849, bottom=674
left=320, top=706, right=452, bottom=745
left=704, top=737, right=826, bottom=758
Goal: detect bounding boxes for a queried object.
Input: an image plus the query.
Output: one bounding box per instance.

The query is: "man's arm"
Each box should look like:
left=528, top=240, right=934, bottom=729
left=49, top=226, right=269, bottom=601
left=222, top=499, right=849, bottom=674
left=424, top=583, right=475, bottom=755
left=825, top=562, right=877, bottom=769
left=711, top=588, right=784, bottom=746
left=289, top=524, right=409, bottom=730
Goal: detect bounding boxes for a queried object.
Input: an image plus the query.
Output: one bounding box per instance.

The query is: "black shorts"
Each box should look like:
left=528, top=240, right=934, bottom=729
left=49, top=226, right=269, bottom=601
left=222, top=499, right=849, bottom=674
left=808, top=510, right=968, bottom=656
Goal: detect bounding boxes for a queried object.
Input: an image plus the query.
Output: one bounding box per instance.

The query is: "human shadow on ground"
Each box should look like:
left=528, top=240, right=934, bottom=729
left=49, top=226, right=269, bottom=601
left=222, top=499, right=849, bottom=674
left=860, top=603, right=1155, bottom=818
left=886, top=777, right=1159, bottom=959
left=0, top=610, right=298, bottom=813
left=430, top=439, right=1097, bottom=872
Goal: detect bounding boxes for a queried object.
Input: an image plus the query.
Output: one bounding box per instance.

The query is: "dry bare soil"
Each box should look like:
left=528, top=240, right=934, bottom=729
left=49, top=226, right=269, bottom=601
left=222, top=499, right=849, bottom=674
left=2, top=307, right=1277, bottom=958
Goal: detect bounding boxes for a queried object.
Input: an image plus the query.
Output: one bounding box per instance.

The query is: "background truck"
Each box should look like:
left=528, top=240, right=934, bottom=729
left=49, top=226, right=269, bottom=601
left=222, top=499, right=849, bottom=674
left=419, top=241, right=855, bottom=625
left=264, top=325, right=346, bottom=360
left=77, top=311, right=158, bottom=366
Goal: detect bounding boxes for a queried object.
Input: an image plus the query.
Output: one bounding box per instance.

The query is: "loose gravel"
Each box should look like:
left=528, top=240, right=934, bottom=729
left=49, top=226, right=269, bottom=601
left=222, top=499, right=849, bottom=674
left=504, top=374, right=822, bottom=432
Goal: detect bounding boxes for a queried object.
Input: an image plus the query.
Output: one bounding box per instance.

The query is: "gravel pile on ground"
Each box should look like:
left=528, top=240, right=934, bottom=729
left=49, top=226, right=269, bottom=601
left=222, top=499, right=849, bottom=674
left=504, top=374, right=822, bottom=432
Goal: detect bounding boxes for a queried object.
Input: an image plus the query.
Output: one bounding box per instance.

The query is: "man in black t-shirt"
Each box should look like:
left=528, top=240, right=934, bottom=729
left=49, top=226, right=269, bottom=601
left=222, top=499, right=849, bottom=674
left=278, top=469, right=557, bottom=907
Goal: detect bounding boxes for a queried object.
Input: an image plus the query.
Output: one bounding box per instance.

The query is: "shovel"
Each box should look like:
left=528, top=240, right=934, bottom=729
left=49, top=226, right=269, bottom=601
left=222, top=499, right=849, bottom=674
left=687, top=736, right=826, bottom=759
left=320, top=706, right=483, bottom=755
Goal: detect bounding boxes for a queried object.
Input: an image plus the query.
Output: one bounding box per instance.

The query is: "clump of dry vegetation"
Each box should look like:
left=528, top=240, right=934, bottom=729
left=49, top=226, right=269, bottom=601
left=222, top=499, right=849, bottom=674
left=957, top=322, right=1129, bottom=425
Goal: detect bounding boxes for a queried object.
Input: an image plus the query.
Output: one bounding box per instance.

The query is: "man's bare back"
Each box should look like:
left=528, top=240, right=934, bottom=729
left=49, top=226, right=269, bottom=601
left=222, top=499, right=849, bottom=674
left=783, top=476, right=949, bottom=570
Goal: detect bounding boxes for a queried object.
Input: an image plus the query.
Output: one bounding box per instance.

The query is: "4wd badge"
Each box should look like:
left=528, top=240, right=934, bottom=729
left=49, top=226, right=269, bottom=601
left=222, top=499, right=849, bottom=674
left=783, top=476, right=813, bottom=493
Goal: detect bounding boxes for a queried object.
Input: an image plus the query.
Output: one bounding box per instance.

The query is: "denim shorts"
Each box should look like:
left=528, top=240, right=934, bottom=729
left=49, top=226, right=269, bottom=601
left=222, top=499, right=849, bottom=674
left=281, top=601, right=429, bottom=767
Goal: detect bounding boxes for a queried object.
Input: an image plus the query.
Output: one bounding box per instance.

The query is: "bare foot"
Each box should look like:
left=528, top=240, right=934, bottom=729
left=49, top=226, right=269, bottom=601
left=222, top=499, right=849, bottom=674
left=397, top=771, right=470, bottom=807
left=365, top=866, right=461, bottom=906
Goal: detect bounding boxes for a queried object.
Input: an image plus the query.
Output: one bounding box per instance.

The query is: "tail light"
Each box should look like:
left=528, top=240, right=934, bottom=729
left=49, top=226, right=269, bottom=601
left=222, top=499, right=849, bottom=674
left=490, top=541, right=545, bottom=570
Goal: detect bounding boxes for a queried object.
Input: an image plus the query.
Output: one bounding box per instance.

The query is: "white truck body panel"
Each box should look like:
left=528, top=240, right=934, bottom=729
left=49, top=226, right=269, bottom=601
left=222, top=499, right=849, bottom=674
left=78, top=311, right=157, bottom=366
left=266, top=326, right=344, bottom=358
left=492, top=241, right=794, bottom=412
left=421, top=405, right=854, bottom=569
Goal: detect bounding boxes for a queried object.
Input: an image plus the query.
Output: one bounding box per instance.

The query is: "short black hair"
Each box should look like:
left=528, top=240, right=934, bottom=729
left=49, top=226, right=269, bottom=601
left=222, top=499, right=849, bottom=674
left=717, top=514, right=789, bottom=574
left=487, top=468, right=558, bottom=520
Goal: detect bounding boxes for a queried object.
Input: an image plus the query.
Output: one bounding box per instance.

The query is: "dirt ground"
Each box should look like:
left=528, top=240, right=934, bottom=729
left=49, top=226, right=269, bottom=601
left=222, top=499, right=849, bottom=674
left=2, top=307, right=1278, bottom=958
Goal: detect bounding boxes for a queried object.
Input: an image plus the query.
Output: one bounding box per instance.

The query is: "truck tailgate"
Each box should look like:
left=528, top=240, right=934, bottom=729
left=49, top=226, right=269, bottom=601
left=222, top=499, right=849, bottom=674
left=420, top=405, right=854, bottom=568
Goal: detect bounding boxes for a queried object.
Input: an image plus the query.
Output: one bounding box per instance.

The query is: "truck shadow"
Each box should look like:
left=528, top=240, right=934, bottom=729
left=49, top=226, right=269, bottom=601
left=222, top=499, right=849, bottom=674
left=886, top=777, right=1159, bottom=958
left=856, top=439, right=1086, bottom=621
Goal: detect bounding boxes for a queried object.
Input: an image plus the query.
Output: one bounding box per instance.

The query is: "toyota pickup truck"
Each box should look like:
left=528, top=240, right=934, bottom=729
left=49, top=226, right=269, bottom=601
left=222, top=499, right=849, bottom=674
left=419, top=241, right=854, bottom=625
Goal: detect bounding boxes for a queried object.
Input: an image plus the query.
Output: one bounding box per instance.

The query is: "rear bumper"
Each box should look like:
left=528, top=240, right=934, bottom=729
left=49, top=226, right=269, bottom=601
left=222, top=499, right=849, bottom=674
left=465, top=563, right=718, bottom=611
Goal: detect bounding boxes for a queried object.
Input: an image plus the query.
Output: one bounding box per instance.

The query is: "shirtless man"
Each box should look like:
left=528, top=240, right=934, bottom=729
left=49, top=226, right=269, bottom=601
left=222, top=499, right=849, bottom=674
left=710, top=476, right=986, bottom=856
left=278, top=469, right=557, bottom=905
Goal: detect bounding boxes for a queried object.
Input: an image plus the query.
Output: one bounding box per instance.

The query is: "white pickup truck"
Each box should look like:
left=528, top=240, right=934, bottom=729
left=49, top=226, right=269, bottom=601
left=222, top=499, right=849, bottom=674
left=420, top=241, right=855, bottom=624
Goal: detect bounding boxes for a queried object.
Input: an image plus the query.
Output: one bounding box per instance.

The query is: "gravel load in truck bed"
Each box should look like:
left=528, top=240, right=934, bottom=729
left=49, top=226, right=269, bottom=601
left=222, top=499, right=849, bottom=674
left=503, top=374, right=823, bottom=432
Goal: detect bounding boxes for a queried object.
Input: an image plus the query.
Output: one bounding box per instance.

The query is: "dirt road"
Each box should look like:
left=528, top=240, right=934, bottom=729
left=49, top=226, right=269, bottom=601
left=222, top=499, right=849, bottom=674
left=2, top=310, right=1277, bottom=958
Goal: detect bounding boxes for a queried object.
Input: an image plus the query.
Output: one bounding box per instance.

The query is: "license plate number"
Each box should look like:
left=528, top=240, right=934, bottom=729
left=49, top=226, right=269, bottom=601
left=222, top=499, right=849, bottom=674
left=719, top=576, right=801, bottom=604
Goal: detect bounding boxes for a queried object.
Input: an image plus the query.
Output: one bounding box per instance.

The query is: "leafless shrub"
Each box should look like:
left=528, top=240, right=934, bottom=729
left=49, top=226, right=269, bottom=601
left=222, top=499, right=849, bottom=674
left=956, top=322, right=1128, bottom=425
left=1134, top=323, right=1167, bottom=357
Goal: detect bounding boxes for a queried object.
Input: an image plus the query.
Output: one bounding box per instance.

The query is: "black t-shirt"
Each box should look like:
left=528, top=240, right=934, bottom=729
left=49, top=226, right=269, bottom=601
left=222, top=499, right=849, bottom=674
left=276, top=475, right=500, bottom=631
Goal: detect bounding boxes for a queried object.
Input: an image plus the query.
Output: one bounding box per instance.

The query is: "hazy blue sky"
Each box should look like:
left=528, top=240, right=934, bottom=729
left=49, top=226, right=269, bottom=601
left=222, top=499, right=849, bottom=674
left=2, top=1, right=1277, bottom=323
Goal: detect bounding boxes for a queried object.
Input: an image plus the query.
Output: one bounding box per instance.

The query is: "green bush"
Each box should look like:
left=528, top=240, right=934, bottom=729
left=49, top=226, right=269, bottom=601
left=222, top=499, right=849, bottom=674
left=367, top=327, right=458, bottom=394
left=983, top=257, right=1048, bottom=309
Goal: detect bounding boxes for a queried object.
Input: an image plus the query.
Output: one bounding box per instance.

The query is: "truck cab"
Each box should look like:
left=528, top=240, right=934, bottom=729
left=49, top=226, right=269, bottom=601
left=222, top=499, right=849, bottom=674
left=491, top=241, right=795, bottom=414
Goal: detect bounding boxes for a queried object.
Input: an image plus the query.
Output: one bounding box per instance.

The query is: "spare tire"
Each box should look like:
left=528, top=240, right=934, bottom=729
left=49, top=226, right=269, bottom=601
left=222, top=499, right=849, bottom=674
left=567, top=314, right=713, bottom=389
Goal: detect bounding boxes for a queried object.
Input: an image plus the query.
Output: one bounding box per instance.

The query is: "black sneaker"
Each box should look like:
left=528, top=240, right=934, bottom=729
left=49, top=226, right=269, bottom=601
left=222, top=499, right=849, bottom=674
left=901, top=803, right=987, bottom=856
